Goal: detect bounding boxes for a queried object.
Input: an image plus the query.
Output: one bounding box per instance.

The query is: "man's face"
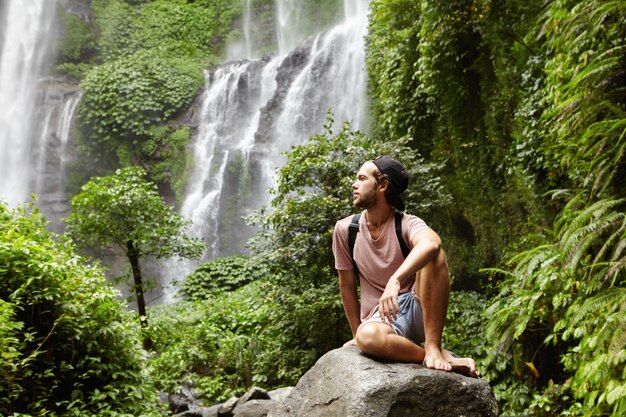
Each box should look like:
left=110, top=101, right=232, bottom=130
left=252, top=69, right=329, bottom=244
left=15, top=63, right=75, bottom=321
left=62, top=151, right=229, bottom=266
left=352, top=162, right=380, bottom=209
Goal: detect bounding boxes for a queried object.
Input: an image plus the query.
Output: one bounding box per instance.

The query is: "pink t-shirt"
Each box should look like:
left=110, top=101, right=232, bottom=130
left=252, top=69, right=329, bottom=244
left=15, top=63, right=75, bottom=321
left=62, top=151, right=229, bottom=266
left=332, top=211, right=429, bottom=320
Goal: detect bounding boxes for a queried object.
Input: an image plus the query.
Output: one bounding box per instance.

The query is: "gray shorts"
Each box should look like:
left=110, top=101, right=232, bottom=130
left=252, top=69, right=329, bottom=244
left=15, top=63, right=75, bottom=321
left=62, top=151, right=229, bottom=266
left=362, top=291, right=425, bottom=345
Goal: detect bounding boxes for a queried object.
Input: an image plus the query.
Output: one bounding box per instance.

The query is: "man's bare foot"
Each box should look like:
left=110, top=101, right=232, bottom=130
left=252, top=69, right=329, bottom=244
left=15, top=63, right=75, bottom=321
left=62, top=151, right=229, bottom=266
left=442, top=350, right=479, bottom=377
left=423, top=345, right=452, bottom=371
left=448, top=357, right=479, bottom=377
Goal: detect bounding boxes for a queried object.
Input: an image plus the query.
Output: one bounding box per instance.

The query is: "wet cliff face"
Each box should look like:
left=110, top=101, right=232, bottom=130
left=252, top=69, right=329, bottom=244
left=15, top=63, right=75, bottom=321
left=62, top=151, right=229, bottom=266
left=34, top=82, right=82, bottom=233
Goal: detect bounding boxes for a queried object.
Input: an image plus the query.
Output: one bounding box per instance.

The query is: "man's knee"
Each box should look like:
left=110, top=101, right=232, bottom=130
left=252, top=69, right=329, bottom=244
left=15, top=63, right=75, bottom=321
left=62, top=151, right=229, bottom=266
left=356, top=322, right=389, bottom=355
left=425, top=248, right=450, bottom=279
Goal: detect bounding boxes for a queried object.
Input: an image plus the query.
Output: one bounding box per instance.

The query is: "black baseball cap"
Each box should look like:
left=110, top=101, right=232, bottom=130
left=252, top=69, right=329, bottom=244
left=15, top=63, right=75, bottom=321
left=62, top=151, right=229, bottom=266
left=372, top=155, right=409, bottom=194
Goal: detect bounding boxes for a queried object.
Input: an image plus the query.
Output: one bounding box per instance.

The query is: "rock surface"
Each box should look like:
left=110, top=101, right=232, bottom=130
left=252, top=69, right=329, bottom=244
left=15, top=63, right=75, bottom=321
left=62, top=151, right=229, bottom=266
left=268, top=347, right=498, bottom=417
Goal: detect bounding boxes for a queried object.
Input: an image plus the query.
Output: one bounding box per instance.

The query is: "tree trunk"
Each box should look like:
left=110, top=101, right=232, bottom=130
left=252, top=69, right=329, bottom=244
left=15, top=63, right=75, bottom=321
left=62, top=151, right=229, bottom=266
left=127, top=240, right=152, bottom=350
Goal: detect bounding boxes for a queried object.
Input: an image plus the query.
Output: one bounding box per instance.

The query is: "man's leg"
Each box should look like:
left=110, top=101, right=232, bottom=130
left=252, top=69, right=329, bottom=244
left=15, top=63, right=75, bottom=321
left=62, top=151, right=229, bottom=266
left=419, top=248, right=452, bottom=371
left=355, top=321, right=479, bottom=377
left=356, top=321, right=425, bottom=363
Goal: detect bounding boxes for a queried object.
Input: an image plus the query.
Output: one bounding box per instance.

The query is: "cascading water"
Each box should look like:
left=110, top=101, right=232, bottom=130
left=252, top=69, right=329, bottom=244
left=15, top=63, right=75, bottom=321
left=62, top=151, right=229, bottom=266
left=34, top=88, right=82, bottom=231
left=276, top=0, right=303, bottom=54
left=180, top=58, right=281, bottom=257
left=161, top=0, right=370, bottom=300
left=0, top=0, right=59, bottom=207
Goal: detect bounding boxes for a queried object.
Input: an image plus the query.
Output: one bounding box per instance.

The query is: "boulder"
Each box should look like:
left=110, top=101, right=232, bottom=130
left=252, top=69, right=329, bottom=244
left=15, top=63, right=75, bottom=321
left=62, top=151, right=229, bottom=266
left=217, top=386, right=281, bottom=417
left=268, top=347, right=498, bottom=417
left=233, top=399, right=279, bottom=417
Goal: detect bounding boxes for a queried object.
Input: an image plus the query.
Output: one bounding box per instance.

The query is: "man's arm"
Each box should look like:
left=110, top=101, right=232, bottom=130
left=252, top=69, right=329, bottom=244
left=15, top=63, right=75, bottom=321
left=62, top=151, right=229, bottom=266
left=378, top=228, right=442, bottom=323
left=338, top=269, right=361, bottom=342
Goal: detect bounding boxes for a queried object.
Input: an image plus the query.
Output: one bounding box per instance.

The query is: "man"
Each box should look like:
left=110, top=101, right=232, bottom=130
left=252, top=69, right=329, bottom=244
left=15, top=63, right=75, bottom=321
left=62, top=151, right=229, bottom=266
left=332, top=156, right=478, bottom=376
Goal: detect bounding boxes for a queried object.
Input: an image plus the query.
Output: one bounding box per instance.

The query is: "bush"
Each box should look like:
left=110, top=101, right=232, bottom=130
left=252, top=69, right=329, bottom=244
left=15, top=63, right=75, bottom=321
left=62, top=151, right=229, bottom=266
left=0, top=202, right=161, bottom=416
left=149, top=280, right=307, bottom=404
left=445, top=290, right=489, bottom=363
left=93, top=0, right=240, bottom=61
left=58, top=10, right=95, bottom=64
left=79, top=52, right=203, bottom=147
left=77, top=52, right=203, bottom=193
left=179, top=255, right=270, bottom=301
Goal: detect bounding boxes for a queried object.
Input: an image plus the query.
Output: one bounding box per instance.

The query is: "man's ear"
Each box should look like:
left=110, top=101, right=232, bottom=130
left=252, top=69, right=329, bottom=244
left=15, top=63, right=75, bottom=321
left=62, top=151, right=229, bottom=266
left=378, top=178, right=389, bottom=192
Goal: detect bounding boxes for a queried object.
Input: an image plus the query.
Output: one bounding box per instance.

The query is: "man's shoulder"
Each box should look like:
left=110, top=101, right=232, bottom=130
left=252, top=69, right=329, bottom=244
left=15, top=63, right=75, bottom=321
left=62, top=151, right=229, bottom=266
left=400, top=212, right=427, bottom=224
left=334, top=212, right=362, bottom=235
left=399, top=212, right=431, bottom=240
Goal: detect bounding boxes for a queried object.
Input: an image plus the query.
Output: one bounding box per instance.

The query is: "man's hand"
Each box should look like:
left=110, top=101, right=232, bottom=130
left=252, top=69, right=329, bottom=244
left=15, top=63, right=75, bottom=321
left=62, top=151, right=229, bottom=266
left=379, top=277, right=401, bottom=324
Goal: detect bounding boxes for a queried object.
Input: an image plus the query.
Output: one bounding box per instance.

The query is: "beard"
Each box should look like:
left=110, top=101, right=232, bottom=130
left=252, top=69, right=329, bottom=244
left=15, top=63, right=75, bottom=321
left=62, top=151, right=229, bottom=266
left=354, top=189, right=377, bottom=209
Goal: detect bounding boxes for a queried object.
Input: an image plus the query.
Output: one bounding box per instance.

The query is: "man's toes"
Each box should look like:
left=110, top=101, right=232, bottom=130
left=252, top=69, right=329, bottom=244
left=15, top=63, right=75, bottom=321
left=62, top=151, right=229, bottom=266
left=425, top=357, right=452, bottom=371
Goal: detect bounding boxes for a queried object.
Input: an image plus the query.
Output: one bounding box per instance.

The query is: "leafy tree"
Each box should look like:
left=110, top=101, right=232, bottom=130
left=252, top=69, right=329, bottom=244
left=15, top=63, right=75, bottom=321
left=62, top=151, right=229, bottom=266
left=65, top=167, right=204, bottom=336
left=0, top=202, right=161, bottom=416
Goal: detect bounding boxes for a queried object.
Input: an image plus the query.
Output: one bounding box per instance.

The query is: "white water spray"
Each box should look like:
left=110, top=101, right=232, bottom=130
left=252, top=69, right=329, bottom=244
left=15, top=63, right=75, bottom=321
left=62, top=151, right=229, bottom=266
left=0, top=0, right=58, bottom=207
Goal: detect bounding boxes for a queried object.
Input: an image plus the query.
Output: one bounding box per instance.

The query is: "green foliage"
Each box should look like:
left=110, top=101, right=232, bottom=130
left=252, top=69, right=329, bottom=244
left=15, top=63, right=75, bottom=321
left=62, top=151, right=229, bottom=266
left=149, top=279, right=311, bottom=403
left=537, top=0, right=626, bottom=199
left=367, top=0, right=545, bottom=286
left=485, top=196, right=626, bottom=416
left=58, top=10, right=95, bottom=64
left=0, top=202, right=161, bottom=416
left=180, top=255, right=270, bottom=301
left=366, top=0, right=424, bottom=143
left=93, top=0, right=240, bottom=61
left=445, top=290, right=489, bottom=366
left=65, top=166, right=204, bottom=327
left=77, top=51, right=202, bottom=195
left=78, top=51, right=202, bottom=149
left=145, top=126, right=193, bottom=202
left=66, top=166, right=203, bottom=260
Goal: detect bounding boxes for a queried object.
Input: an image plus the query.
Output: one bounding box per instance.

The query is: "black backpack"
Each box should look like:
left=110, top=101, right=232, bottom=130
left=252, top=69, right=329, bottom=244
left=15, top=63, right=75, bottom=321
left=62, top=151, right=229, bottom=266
left=348, top=211, right=410, bottom=284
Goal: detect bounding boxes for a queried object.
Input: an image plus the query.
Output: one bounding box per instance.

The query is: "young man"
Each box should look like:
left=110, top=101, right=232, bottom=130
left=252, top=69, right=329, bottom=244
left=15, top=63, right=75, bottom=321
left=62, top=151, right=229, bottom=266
left=332, top=156, right=478, bottom=376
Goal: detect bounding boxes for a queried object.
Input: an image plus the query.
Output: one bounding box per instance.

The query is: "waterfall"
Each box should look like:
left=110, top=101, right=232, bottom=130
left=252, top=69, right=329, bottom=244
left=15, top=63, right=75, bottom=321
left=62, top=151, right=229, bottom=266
left=276, top=0, right=303, bottom=54
left=34, top=88, right=82, bottom=231
left=0, top=0, right=59, bottom=207
left=159, top=0, right=370, bottom=300
left=180, top=58, right=281, bottom=257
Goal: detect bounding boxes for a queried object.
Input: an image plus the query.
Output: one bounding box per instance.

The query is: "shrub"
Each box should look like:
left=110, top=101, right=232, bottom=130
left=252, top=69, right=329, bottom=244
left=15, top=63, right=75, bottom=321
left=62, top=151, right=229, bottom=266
left=0, top=202, right=161, bottom=416
left=179, top=255, right=270, bottom=301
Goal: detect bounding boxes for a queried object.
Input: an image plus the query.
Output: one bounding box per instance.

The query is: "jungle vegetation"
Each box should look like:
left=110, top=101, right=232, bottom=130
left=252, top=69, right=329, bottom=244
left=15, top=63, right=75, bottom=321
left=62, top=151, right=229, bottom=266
left=0, top=0, right=624, bottom=415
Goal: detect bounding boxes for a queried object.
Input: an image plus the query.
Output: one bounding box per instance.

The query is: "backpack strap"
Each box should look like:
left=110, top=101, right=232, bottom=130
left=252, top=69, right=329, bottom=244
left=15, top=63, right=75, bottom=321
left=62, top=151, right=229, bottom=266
left=348, top=213, right=361, bottom=284
left=395, top=211, right=410, bottom=258
left=348, top=212, right=410, bottom=285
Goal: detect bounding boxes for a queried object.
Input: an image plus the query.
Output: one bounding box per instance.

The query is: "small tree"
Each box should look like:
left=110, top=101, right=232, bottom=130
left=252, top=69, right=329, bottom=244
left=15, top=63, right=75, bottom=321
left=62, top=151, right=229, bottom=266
left=66, top=166, right=205, bottom=331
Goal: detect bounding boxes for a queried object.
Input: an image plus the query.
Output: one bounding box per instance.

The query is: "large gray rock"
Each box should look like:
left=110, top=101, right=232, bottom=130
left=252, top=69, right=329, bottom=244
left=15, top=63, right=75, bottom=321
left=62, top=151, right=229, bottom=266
left=268, top=347, right=498, bottom=417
